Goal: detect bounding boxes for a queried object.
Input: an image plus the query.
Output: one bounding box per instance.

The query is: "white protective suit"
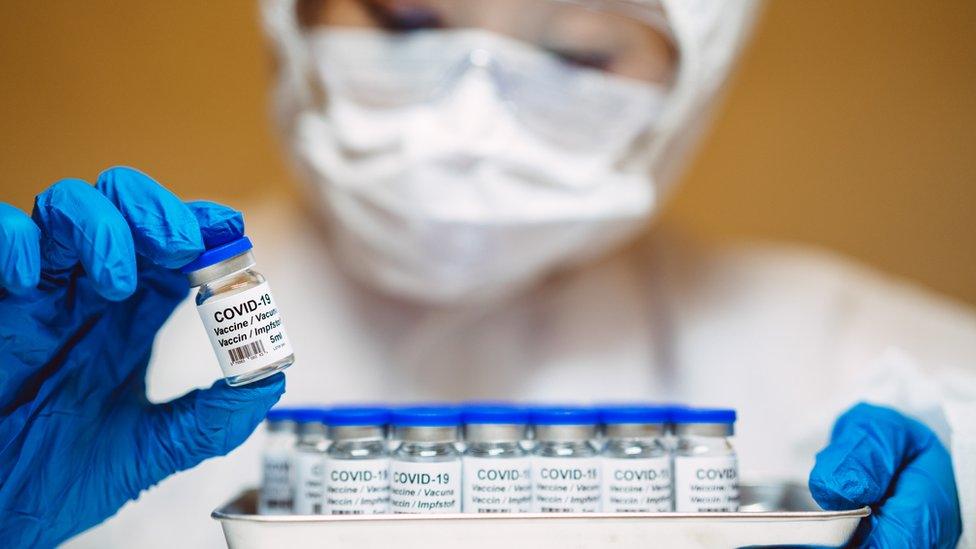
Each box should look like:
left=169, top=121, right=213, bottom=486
left=67, top=0, right=976, bottom=547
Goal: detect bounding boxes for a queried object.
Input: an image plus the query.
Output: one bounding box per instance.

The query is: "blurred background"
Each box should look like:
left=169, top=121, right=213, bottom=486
left=0, top=1, right=974, bottom=304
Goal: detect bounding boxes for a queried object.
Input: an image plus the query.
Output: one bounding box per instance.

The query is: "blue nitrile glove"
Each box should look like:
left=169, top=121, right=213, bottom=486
left=0, top=166, right=285, bottom=548
left=809, top=402, right=961, bottom=548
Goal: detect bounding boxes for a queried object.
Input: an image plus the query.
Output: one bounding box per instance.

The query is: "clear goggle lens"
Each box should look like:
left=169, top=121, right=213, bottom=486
left=300, top=0, right=677, bottom=150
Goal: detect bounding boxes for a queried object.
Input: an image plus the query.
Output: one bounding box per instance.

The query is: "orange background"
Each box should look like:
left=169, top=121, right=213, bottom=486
left=1, top=1, right=974, bottom=304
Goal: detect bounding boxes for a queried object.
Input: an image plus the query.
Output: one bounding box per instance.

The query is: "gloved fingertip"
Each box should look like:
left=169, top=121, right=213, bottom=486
left=808, top=467, right=864, bottom=510
left=809, top=440, right=888, bottom=509
left=186, top=201, right=244, bottom=248
left=0, top=203, right=41, bottom=293
left=96, top=166, right=206, bottom=269
left=32, top=178, right=140, bottom=299
left=3, top=272, right=40, bottom=295
left=97, top=165, right=148, bottom=183
left=810, top=402, right=921, bottom=512
left=93, top=261, right=138, bottom=302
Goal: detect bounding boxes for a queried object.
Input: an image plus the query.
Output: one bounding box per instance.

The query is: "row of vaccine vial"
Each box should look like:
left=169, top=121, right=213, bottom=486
left=259, top=404, right=738, bottom=516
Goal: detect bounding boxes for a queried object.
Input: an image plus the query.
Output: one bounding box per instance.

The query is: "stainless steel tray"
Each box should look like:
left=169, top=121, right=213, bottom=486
left=213, top=483, right=868, bottom=549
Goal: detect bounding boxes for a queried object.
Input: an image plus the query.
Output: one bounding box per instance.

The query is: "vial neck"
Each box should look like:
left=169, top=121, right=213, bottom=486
left=188, top=250, right=256, bottom=287
left=328, top=425, right=385, bottom=441
left=328, top=439, right=387, bottom=458
left=604, top=437, right=667, bottom=457
left=296, top=423, right=327, bottom=446
left=266, top=420, right=295, bottom=434
left=394, top=426, right=458, bottom=443
left=397, top=441, right=459, bottom=458
left=465, top=441, right=524, bottom=457
left=533, top=425, right=597, bottom=442
left=676, top=435, right=734, bottom=455
left=534, top=439, right=598, bottom=457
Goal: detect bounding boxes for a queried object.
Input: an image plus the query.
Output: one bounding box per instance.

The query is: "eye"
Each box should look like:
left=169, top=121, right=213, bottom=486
left=361, top=1, right=444, bottom=32
left=548, top=48, right=613, bottom=72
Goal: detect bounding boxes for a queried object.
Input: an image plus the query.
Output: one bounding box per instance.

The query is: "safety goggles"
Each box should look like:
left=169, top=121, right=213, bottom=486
left=312, top=29, right=666, bottom=151
left=300, top=0, right=677, bottom=150
left=302, top=0, right=677, bottom=84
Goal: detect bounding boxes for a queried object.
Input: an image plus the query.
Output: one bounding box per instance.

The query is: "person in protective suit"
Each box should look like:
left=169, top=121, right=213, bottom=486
left=0, top=1, right=970, bottom=547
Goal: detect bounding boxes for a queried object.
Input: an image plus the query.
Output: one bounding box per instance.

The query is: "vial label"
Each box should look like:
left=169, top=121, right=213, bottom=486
left=673, top=455, right=739, bottom=512
left=462, top=456, right=532, bottom=513
left=196, top=281, right=293, bottom=378
left=324, top=458, right=391, bottom=515
left=258, top=452, right=293, bottom=515
left=292, top=451, right=326, bottom=515
left=390, top=460, right=462, bottom=513
left=601, top=456, right=673, bottom=512
left=531, top=457, right=601, bottom=513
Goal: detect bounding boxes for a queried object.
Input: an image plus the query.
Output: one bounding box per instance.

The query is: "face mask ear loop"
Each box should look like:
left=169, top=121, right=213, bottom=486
left=260, top=0, right=315, bottom=117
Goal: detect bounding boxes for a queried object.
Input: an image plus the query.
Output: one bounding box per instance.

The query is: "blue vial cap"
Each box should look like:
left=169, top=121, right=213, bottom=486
left=462, top=404, right=529, bottom=425
left=180, top=236, right=253, bottom=274
left=599, top=404, right=671, bottom=425
left=529, top=405, right=599, bottom=426
left=390, top=405, right=461, bottom=427
left=325, top=405, right=390, bottom=427
left=266, top=407, right=296, bottom=422
left=290, top=407, right=328, bottom=424
left=671, top=407, right=736, bottom=424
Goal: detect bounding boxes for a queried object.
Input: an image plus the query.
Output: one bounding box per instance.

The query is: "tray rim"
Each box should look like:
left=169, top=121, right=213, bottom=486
left=212, top=491, right=870, bottom=524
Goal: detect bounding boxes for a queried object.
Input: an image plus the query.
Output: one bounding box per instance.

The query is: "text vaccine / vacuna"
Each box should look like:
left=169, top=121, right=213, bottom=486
left=672, top=408, right=739, bottom=512
left=461, top=405, right=532, bottom=513
left=324, top=407, right=391, bottom=515
left=599, top=405, right=673, bottom=512
left=291, top=408, right=329, bottom=515
left=258, top=408, right=297, bottom=515
left=389, top=407, right=462, bottom=514
left=530, top=407, right=602, bottom=513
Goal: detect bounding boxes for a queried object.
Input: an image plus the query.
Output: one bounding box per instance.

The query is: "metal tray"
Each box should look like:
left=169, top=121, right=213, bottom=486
left=213, top=483, right=868, bottom=549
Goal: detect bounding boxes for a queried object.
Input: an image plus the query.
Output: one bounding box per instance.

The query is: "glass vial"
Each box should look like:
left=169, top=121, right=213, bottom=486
left=530, top=407, right=602, bottom=513
left=461, top=405, right=532, bottom=514
left=182, top=236, right=294, bottom=386
left=672, top=407, right=739, bottom=512
left=324, top=406, right=391, bottom=515
left=389, top=406, right=462, bottom=514
left=291, top=408, right=329, bottom=515
left=599, top=405, right=673, bottom=512
left=258, top=408, right=298, bottom=515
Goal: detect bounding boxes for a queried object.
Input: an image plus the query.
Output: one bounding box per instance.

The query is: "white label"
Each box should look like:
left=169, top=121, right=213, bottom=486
left=258, top=452, right=293, bottom=515
left=390, top=460, right=462, bottom=513
left=531, top=456, right=601, bottom=513
left=673, top=455, right=739, bottom=512
left=292, top=451, right=326, bottom=515
left=324, top=458, right=390, bottom=515
left=196, top=281, right=293, bottom=378
left=601, top=456, right=673, bottom=512
left=462, top=456, right=532, bottom=514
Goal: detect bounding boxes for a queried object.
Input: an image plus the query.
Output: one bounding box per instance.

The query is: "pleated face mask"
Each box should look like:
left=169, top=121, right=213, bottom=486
left=295, top=29, right=666, bottom=303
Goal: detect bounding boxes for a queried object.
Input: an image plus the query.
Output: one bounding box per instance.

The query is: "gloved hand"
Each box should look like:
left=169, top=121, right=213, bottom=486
left=0, top=166, right=285, bottom=548
left=809, top=402, right=961, bottom=548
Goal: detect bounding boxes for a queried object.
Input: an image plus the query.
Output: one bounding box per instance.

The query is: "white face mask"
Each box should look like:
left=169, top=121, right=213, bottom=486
left=293, top=29, right=668, bottom=304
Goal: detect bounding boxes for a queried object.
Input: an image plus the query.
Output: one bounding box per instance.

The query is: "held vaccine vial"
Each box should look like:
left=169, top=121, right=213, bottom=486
left=672, top=408, right=739, bottom=512
left=389, top=407, right=463, bottom=514
left=291, top=408, right=329, bottom=515
left=461, top=405, right=532, bottom=514
left=324, top=406, right=391, bottom=515
left=530, top=407, right=602, bottom=513
left=182, top=236, right=294, bottom=386
left=258, top=408, right=298, bottom=515
left=599, top=405, right=673, bottom=512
